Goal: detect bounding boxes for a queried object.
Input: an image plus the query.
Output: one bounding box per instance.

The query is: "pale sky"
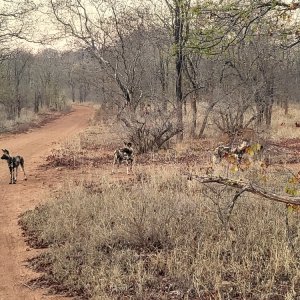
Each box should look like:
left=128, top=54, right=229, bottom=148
left=2, top=0, right=299, bottom=53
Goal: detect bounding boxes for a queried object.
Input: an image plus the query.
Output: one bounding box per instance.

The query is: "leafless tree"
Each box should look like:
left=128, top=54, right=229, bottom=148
left=31, top=49, right=66, bottom=111
left=0, top=0, right=37, bottom=57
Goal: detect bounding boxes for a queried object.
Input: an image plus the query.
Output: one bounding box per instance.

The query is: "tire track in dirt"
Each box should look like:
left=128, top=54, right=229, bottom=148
left=0, top=105, right=93, bottom=300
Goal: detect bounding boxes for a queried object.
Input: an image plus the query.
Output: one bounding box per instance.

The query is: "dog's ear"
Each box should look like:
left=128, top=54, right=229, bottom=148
left=2, top=149, right=9, bottom=154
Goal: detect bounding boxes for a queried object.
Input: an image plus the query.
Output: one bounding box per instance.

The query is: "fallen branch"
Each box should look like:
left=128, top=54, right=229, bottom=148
left=21, top=282, right=34, bottom=290
left=184, top=174, right=300, bottom=206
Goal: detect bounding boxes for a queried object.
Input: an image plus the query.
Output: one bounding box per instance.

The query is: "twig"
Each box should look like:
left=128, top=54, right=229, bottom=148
left=21, top=282, right=34, bottom=290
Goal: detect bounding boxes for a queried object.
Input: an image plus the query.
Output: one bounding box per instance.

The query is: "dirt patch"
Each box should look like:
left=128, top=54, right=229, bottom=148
left=0, top=104, right=93, bottom=300
left=2, top=110, right=300, bottom=300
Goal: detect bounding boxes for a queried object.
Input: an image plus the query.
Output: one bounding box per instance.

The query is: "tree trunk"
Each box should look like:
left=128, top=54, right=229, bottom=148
left=174, top=3, right=185, bottom=142
left=198, top=100, right=218, bottom=138
left=71, top=84, right=76, bottom=102
left=79, top=86, right=84, bottom=103
left=255, top=91, right=264, bottom=125
left=265, top=77, right=274, bottom=126
left=190, top=94, right=197, bottom=138
left=34, top=91, right=41, bottom=113
left=17, top=94, right=21, bottom=118
left=176, top=101, right=183, bottom=141
left=284, top=97, right=289, bottom=115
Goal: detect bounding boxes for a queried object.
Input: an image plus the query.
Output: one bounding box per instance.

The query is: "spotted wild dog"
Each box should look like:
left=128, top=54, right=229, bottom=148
left=212, top=140, right=250, bottom=165
left=112, top=142, right=134, bottom=175
left=1, top=149, right=27, bottom=184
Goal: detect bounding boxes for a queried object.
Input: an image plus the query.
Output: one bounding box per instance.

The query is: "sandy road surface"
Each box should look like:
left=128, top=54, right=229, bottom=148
left=0, top=105, right=93, bottom=300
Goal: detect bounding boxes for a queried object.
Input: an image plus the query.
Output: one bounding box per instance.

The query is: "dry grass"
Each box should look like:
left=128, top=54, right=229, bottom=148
left=20, top=167, right=300, bottom=299
left=22, top=172, right=300, bottom=299
left=0, top=109, right=39, bottom=133
left=183, top=102, right=300, bottom=144
left=270, top=104, right=300, bottom=140
left=19, top=104, right=300, bottom=299
left=0, top=105, right=72, bottom=134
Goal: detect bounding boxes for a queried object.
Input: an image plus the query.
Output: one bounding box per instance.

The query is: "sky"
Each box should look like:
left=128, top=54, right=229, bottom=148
left=2, top=0, right=300, bottom=53
left=0, top=0, right=73, bottom=52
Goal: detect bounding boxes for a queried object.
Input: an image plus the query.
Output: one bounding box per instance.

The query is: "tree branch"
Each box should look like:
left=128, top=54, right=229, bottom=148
left=184, top=174, right=300, bottom=206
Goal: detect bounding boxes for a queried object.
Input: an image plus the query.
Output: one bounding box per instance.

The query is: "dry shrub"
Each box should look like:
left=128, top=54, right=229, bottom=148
left=0, top=105, right=72, bottom=134
left=0, top=108, right=39, bottom=133
left=45, top=137, right=85, bottom=168
left=120, top=109, right=180, bottom=154
left=20, top=170, right=300, bottom=299
left=93, top=106, right=109, bottom=124
left=44, top=124, right=117, bottom=169
left=78, top=125, right=119, bottom=152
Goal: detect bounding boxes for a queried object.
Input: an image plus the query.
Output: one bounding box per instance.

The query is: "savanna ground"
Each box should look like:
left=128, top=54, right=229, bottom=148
left=1, top=103, right=300, bottom=300
left=0, top=104, right=91, bottom=300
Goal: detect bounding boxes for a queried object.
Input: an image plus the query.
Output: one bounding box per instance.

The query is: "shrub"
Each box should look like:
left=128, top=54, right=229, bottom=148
left=20, top=171, right=300, bottom=299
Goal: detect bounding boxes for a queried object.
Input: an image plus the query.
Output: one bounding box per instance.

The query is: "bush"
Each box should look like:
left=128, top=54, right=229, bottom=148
left=120, top=109, right=180, bottom=154
left=20, top=171, right=300, bottom=299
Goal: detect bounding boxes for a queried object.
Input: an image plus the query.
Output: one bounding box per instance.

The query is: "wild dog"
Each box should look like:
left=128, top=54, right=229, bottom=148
left=231, top=140, right=251, bottom=163
left=1, top=149, right=27, bottom=184
left=212, top=140, right=250, bottom=166
left=112, top=142, right=134, bottom=175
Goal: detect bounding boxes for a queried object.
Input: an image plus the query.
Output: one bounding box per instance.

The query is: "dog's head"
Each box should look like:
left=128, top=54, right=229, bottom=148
left=238, top=140, right=250, bottom=150
left=214, top=145, right=230, bottom=158
left=124, top=142, right=133, bottom=149
left=1, top=149, right=10, bottom=160
left=121, top=142, right=133, bottom=157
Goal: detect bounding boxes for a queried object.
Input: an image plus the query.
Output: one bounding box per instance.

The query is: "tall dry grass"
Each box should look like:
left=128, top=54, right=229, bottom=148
left=0, top=109, right=39, bottom=133
left=270, top=104, right=300, bottom=140
left=0, top=104, right=72, bottom=134
left=182, top=101, right=300, bottom=144
left=19, top=103, right=300, bottom=299
left=20, top=169, right=300, bottom=299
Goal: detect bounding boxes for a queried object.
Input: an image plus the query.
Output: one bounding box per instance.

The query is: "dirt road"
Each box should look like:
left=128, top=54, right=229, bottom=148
left=0, top=105, right=93, bottom=300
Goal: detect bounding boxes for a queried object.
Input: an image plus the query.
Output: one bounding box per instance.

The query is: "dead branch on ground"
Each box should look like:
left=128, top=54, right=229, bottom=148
left=184, top=174, right=300, bottom=206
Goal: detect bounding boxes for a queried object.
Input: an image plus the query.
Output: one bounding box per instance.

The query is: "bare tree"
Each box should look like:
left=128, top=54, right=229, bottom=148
left=10, top=49, right=33, bottom=118
left=0, top=0, right=37, bottom=56
left=31, top=49, right=66, bottom=111
left=49, top=0, right=152, bottom=110
left=163, top=0, right=191, bottom=141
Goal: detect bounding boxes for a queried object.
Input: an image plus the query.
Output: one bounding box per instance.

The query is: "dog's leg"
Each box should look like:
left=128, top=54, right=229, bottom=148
left=14, top=166, right=18, bottom=184
left=129, top=159, right=133, bottom=174
left=111, top=155, right=117, bottom=174
left=9, top=168, right=13, bottom=184
left=20, top=158, right=27, bottom=180
left=117, top=159, right=121, bottom=172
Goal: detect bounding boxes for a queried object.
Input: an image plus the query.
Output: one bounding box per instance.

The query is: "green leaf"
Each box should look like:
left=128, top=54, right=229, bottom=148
left=285, top=186, right=298, bottom=196
left=230, top=165, right=239, bottom=173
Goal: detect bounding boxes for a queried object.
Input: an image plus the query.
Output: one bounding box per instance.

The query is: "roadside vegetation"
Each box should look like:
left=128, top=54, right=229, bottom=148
left=20, top=169, right=300, bottom=300
left=2, top=0, right=300, bottom=299
left=20, top=106, right=300, bottom=299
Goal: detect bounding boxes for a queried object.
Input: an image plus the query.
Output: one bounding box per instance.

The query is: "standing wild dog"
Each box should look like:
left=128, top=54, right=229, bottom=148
left=212, top=140, right=250, bottom=165
left=112, top=142, right=134, bottom=174
left=1, top=149, right=27, bottom=184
